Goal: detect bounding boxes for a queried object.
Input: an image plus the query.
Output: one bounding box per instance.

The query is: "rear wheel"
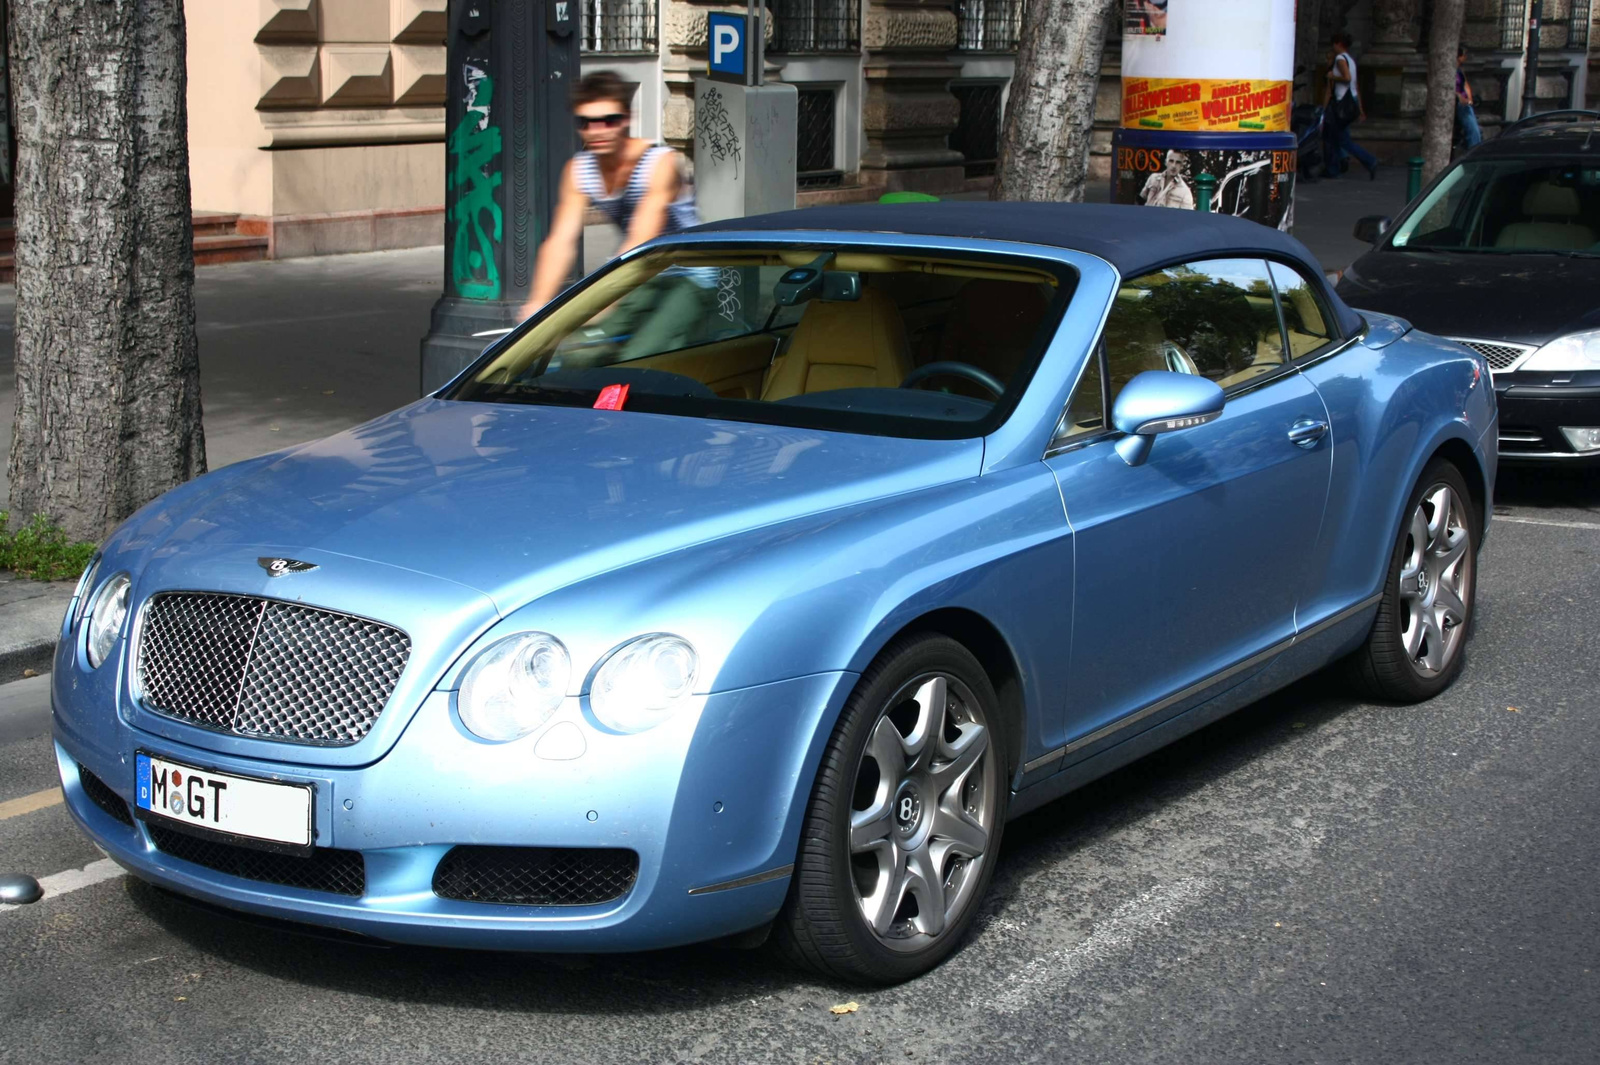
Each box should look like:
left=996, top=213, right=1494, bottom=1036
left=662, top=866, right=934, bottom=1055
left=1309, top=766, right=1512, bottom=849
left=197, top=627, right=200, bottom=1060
left=1348, top=460, right=1479, bottom=702
left=776, top=634, right=1008, bottom=984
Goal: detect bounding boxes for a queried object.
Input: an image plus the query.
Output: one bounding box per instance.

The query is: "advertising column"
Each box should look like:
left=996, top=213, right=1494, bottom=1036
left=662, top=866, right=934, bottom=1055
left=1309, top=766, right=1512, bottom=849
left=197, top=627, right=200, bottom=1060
left=1113, top=0, right=1298, bottom=231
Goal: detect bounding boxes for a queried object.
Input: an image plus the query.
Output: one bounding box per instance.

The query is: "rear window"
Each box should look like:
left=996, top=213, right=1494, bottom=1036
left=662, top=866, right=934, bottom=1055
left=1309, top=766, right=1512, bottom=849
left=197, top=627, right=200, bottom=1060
left=446, top=244, right=1076, bottom=439
left=1389, top=159, right=1600, bottom=255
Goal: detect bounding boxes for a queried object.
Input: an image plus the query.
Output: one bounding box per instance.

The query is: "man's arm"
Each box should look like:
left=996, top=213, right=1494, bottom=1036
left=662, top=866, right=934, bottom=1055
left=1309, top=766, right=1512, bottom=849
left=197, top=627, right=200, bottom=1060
left=523, top=160, right=587, bottom=316
left=619, top=151, right=682, bottom=255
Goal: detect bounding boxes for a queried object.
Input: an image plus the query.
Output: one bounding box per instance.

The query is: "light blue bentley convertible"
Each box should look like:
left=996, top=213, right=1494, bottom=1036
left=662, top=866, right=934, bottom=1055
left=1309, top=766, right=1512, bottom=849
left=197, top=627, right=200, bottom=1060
left=54, top=204, right=1495, bottom=983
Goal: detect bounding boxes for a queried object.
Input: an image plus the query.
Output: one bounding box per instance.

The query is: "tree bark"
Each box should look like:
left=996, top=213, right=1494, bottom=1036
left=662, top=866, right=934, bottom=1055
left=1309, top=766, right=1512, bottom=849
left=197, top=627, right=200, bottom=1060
left=992, top=0, right=1120, bottom=202
left=7, top=0, right=204, bottom=541
left=1422, top=0, right=1466, bottom=182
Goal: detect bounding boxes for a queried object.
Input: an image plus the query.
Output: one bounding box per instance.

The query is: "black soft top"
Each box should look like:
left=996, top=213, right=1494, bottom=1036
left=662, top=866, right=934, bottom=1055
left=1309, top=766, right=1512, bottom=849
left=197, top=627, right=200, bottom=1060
left=691, top=201, right=1365, bottom=336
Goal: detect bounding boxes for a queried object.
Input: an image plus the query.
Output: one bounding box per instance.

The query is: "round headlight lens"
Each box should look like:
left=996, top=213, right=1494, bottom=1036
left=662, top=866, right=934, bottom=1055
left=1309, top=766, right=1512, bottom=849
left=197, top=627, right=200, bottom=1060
left=589, top=634, right=698, bottom=733
left=85, top=573, right=131, bottom=669
left=458, top=632, right=570, bottom=742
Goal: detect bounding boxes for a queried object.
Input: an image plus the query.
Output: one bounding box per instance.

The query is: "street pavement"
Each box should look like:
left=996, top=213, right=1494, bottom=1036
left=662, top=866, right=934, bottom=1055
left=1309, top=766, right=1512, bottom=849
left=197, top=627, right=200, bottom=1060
left=0, top=469, right=1596, bottom=1063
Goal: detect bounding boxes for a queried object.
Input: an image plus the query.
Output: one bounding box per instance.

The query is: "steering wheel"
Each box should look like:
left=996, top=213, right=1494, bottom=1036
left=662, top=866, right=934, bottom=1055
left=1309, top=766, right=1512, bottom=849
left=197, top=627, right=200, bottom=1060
left=900, top=361, right=1006, bottom=399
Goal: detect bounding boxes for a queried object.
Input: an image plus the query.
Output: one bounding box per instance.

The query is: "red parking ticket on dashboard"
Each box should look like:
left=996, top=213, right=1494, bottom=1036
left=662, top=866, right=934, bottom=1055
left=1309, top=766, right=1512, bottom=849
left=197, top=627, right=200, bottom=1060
left=593, top=383, right=629, bottom=410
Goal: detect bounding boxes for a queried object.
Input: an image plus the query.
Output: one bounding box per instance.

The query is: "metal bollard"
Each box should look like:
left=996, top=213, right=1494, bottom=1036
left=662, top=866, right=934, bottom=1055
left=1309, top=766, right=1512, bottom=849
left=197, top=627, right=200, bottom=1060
left=1195, top=173, right=1217, bottom=213
left=1407, top=157, right=1424, bottom=202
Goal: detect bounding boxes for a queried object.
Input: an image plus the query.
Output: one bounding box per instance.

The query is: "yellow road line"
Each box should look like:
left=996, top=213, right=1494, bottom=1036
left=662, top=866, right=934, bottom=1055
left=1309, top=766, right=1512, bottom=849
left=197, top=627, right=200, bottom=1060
left=0, top=787, right=63, bottom=822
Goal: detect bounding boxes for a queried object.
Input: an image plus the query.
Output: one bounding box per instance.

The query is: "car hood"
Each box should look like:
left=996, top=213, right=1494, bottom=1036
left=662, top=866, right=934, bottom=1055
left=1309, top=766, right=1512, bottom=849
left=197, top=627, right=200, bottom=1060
left=1338, top=249, right=1600, bottom=346
left=150, top=399, right=985, bottom=614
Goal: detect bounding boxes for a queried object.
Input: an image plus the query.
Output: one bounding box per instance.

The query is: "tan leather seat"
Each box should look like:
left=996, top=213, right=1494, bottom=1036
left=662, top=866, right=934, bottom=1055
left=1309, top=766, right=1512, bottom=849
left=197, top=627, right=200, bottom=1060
left=1103, top=293, right=1171, bottom=398
left=937, top=279, right=1050, bottom=387
left=760, top=287, right=913, bottom=401
left=1495, top=182, right=1596, bottom=250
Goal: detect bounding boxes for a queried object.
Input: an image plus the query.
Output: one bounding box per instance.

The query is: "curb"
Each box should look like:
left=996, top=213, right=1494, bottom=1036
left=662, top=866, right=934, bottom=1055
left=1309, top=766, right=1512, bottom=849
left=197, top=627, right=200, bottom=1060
left=0, top=580, right=74, bottom=685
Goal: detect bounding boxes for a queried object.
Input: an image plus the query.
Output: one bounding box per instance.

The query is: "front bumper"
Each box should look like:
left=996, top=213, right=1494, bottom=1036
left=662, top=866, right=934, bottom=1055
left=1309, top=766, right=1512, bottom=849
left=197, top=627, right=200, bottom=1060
left=54, top=661, right=853, bottom=952
left=1493, top=371, right=1600, bottom=462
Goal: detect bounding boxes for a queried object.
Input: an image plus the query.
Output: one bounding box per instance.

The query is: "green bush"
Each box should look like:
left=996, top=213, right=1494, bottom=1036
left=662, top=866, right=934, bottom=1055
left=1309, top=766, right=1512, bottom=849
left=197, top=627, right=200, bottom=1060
left=0, top=511, right=98, bottom=582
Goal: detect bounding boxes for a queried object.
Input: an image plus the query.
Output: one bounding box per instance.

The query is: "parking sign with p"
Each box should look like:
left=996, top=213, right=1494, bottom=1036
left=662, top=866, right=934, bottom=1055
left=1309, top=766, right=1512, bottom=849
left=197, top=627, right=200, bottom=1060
left=707, top=12, right=751, bottom=84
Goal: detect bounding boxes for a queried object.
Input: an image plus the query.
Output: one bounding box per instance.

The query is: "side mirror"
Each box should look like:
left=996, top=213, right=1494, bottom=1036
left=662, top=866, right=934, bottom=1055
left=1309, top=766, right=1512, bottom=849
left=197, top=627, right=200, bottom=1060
left=1353, top=215, right=1391, bottom=244
left=1111, top=370, right=1225, bottom=467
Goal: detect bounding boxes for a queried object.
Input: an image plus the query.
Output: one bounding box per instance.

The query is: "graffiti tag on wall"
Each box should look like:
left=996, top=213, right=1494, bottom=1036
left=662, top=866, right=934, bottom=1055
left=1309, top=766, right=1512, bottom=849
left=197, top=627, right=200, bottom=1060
left=448, top=64, right=504, bottom=300
left=696, top=86, right=742, bottom=179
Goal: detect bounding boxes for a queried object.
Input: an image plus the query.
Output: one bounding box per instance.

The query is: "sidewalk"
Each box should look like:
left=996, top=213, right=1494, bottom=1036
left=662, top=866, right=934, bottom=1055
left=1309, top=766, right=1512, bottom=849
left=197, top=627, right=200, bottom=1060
left=0, top=168, right=1413, bottom=679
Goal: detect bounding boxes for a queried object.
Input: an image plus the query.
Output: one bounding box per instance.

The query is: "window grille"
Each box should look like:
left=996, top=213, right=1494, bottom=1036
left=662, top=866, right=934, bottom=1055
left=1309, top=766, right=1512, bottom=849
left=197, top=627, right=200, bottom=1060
left=1499, top=0, right=1528, bottom=51
left=949, top=82, right=1004, bottom=178
left=956, top=0, right=1023, bottom=52
left=1569, top=0, right=1592, bottom=49
left=796, top=88, right=842, bottom=189
left=770, top=0, right=860, bottom=54
left=581, top=0, right=658, bottom=53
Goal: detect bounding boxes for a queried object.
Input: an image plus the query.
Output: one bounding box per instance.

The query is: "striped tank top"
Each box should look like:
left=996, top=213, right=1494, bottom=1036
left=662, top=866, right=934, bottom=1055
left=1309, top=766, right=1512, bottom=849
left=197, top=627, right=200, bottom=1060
left=574, top=145, right=702, bottom=235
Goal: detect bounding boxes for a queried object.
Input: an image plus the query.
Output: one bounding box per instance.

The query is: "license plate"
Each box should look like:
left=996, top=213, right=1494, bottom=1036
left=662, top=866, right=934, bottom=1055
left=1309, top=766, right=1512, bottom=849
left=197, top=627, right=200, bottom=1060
left=135, top=753, right=312, bottom=849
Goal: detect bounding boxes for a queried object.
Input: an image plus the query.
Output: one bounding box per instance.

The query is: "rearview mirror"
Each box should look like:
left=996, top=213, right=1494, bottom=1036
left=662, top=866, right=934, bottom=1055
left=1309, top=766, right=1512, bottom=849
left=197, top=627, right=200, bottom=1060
left=1353, top=215, right=1391, bottom=244
left=1111, top=371, right=1225, bottom=467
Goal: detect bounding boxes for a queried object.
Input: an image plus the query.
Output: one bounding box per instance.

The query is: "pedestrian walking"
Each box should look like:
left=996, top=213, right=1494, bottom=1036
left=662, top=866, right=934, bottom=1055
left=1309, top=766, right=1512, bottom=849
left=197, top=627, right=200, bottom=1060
left=1322, top=33, right=1379, bottom=180
left=1456, top=44, right=1483, bottom=150
left=521, top=70, right=711, bottom=346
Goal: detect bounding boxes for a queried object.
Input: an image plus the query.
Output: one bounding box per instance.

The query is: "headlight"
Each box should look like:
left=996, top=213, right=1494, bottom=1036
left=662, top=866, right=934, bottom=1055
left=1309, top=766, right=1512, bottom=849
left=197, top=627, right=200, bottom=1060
left=64, top=554, right=100, bottom=631
left=589, top=634, right=698, bottom=733
left=85, top=573, right=131, bottom=669
left=457, top=632, right=570, bottom=742
left=1521, top=328, right=1600, bottom=372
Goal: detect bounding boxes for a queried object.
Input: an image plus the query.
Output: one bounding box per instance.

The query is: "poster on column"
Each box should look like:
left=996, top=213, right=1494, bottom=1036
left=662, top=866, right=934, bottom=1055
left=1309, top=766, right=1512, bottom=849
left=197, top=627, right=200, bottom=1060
left=1120, top=0, right=1294, bottom=132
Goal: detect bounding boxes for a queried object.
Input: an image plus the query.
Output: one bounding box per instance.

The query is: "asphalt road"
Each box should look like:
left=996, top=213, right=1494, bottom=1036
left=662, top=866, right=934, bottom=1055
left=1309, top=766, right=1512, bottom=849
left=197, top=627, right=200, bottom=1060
left=0, top=467, right=1596, bottom=1065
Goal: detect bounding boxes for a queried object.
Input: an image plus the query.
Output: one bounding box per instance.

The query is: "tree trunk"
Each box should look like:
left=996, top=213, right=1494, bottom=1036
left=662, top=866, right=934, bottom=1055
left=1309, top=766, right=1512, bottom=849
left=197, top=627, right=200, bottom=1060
left=6, top=0, right=204, bottom=542
left=992, top=0, right=1120, bottom=202
left=1422, top=0, right=1466, bottom=182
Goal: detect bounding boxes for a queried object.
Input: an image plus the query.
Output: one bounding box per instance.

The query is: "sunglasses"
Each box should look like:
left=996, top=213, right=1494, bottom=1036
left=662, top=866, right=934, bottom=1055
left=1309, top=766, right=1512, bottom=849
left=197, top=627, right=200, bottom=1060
left=576, top=113, right=629, bottom=131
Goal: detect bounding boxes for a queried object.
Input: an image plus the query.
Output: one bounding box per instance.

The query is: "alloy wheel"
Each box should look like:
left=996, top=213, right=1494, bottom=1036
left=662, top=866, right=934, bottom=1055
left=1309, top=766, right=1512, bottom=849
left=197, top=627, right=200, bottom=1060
left=1398, top=482, right=1473, bottom=677
left=847, top=672, right=999, bottom=951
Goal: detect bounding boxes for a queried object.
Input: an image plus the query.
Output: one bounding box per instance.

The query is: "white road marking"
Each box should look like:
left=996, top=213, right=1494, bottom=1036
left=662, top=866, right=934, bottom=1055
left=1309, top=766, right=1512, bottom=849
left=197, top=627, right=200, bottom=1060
left=1495, top=515, right=1600, bottom=532
left=0, top=858, right=124, bottom=915
left=0, top=787, right=62, bottom=821
left=989, top=876, right=1216, bottom=1014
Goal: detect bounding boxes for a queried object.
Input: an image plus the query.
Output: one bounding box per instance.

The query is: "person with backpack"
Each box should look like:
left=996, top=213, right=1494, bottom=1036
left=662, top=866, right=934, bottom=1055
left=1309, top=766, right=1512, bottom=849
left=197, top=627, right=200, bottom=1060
left=1322, top=33, right=1379, bottom=180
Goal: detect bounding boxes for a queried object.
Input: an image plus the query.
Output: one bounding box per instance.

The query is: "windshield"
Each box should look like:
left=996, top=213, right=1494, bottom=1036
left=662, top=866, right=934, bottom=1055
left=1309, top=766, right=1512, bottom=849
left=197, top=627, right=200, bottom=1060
left=1389, top=159, right=1600, bottom=254
left=445, top=245, right=1074, bottom=439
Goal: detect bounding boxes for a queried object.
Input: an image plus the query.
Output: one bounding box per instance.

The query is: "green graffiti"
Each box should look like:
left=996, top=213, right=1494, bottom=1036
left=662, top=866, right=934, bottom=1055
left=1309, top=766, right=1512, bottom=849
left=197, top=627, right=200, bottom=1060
left=448, top=67, right=503, bottom=300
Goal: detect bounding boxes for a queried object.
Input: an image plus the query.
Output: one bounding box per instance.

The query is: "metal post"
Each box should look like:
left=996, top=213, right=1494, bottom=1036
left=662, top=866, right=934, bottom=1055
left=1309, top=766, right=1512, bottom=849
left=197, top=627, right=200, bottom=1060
left=1521, top=0, right=1543, bottom=119
left=419, top=0, right=582, bottom=395
left=1195, top=173, right=1216, bottom=212
left=1407, top=157, right=1424, bottom=201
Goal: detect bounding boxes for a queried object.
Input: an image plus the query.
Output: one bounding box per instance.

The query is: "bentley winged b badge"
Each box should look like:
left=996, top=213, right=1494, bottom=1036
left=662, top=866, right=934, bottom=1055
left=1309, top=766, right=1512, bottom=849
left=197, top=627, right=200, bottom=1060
left=257, top=557, right=318, bottom=577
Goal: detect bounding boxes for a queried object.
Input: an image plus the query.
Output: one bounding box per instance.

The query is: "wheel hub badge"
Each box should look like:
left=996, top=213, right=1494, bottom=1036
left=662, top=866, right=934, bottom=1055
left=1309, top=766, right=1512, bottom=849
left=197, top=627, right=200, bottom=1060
left=894, top=782, right=923, bottom=837
left=1417, top=567, right=1429, bottom=595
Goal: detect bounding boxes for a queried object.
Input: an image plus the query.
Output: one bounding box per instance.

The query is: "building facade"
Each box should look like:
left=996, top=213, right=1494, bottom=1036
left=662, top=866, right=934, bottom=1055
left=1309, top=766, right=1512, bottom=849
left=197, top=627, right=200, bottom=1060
left=158, top=1, right=1600, bottom=259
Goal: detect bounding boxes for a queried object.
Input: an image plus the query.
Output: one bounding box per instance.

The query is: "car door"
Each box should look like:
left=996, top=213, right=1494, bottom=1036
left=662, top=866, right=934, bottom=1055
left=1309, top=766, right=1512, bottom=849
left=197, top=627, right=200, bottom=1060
left=1041, top=258, right=1332, bottom=759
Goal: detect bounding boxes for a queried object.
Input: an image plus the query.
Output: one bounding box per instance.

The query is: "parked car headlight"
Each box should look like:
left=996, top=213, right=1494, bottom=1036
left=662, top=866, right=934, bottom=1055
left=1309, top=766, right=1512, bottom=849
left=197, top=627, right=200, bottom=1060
left=458, top=632, right=571, bottom=742
left=85, top=573, right=131, bottom=669
left=1521, top=328, right=1600, bottom=372
left=589, top=634, right=698, bottom=733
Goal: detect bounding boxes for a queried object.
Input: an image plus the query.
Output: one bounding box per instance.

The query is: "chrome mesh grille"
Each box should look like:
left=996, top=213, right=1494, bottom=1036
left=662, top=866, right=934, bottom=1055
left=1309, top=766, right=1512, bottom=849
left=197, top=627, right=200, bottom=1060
left=1453, top=338, right=1533, bottom=370
left=137, top=592, right=410, bottom=746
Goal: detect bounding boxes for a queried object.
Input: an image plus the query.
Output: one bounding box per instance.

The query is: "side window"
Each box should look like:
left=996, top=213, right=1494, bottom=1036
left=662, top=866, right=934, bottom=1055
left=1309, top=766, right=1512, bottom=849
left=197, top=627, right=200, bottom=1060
left=1055, top=344, right=1105, bottom=442
left=1268, top=261, right=1336, bottom=358
left=1107, top=258, right=1288, bottom=399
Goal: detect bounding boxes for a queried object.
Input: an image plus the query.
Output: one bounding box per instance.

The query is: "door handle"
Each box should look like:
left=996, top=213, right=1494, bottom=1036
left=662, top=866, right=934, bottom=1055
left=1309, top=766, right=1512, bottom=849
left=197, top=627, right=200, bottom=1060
left=1287, top=418, right=1329, bottom=448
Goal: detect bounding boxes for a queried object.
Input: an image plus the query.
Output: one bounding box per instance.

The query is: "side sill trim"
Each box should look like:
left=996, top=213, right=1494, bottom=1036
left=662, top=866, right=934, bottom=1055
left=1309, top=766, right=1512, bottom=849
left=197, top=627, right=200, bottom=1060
left=686, top=864, right=795, bottom=896
left=1020, top=591, right=1384, bottom=776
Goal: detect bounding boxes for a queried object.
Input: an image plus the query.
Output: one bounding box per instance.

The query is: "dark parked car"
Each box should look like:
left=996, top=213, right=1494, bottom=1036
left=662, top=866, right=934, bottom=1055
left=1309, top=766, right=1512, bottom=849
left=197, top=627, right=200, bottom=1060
left=1337, top=110, right=1600, bottom=464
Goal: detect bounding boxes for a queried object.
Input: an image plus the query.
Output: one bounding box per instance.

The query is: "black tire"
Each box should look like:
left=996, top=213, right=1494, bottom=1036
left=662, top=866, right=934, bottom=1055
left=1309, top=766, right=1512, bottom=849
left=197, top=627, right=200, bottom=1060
left=775, top=634, right=1010, bottom=984
left=1347, top=459, right=1480, bottom=702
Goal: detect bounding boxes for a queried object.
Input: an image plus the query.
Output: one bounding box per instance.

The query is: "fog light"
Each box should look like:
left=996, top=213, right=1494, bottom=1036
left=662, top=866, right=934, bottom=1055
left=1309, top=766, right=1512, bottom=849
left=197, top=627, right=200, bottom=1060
left=1559, top=427, right=1600, bottom=453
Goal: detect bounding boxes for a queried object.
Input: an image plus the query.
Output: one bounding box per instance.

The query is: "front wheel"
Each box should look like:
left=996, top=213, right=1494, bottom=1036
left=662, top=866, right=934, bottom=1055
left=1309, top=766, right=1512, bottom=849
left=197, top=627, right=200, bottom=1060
left=1347, top=460, right=1479, bottom=702
left=776, top=635, right=1008, bottom=983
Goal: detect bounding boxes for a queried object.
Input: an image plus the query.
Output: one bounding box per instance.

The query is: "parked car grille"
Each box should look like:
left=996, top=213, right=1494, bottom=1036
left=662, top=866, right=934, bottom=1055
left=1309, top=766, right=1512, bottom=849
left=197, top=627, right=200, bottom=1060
left=77, top=764, right=134, bottom=826
left=1451, top=338, right=1534, bottom=371
left=135, top=592, right=410, bottom=746
left=146, top=822, right=366, bottom=896
left=432, top=846, right=640, bottom=906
